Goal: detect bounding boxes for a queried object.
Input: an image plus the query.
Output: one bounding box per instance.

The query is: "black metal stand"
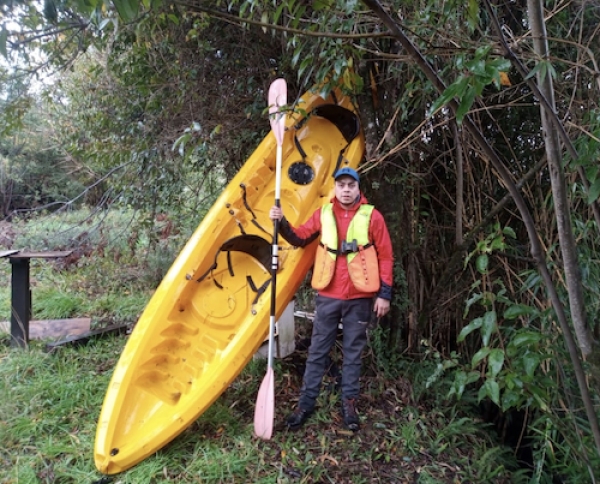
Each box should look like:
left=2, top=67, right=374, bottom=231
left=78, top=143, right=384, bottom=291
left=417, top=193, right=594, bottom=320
left=10, top=257, right=31, bottom=348
left=2, top=250, right=73, bottom=348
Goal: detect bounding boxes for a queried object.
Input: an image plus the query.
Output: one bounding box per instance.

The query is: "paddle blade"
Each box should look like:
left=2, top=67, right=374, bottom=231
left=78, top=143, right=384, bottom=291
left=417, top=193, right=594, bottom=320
left=268, top=78, right=287, bottom=146
left=253, top=366, right=275, bottom=440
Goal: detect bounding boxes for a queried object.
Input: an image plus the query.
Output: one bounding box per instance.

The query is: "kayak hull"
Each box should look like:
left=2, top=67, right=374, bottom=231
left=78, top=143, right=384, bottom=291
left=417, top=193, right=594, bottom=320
left=94, top=86, right=365, bottom=474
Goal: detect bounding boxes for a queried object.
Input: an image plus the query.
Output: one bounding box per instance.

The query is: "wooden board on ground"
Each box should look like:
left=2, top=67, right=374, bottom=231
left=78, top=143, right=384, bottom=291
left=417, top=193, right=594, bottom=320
left=45, top=323, right=129, bottom=351
left=0, top=318, right=91, bottom=340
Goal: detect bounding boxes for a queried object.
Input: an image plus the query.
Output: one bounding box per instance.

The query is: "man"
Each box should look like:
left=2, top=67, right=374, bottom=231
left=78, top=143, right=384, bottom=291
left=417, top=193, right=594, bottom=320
left=269, top=166, right=393, bottom=431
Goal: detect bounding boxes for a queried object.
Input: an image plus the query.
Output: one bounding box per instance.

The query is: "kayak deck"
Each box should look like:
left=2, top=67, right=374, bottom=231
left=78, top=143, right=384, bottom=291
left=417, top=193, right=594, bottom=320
left=95, top=87, right=365, bottom=474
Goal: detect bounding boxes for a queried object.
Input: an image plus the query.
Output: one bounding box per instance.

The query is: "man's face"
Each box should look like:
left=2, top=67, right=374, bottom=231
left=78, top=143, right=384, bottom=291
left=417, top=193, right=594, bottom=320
left=334, top=176, right=360, bottom=207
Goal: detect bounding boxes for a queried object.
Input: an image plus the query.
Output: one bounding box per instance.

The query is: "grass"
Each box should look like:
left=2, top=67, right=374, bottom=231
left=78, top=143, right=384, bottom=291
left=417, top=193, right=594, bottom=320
left=0, top=209, right=528, bottom=483
left=0, top=335, right=522, bottom=483
left=0, top=337, right=121, bottom=483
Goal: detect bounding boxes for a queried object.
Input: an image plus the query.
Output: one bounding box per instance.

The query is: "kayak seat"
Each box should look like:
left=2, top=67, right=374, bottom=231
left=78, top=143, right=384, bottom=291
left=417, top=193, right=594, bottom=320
left=196, top=234, right=272, bottom=287
left=195, top=235, right=275, bottom=315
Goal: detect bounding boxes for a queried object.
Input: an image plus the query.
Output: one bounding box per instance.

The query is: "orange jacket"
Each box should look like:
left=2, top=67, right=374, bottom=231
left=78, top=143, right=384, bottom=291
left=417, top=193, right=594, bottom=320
left=279, top=194, right=394, bottom=300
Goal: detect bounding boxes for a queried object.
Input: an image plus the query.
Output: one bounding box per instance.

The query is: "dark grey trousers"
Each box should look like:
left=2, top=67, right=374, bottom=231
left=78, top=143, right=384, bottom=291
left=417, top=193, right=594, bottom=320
left=298, top=295, right=372, bottom=411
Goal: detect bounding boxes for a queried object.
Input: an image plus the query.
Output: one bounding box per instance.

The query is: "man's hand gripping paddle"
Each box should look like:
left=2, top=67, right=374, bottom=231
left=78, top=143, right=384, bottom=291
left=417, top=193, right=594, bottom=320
left=254, top=78, right=287, bottom=440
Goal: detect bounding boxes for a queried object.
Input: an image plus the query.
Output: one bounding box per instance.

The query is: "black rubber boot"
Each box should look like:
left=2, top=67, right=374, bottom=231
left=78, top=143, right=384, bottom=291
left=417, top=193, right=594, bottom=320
left=286, top=406, right=313, bottom=430
left=341, top=398, right=360, bottom=431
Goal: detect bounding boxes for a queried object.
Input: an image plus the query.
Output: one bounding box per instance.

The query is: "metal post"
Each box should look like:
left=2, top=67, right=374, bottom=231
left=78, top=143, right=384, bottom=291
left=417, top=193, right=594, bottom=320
left=10, top=257, right=31, bottom=348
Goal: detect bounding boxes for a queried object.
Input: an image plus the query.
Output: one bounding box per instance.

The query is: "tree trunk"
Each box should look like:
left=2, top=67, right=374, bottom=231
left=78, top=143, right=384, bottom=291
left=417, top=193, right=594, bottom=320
left=525, top=0, right=593, bottom=357
left=452, top=121, right=464, bottom=246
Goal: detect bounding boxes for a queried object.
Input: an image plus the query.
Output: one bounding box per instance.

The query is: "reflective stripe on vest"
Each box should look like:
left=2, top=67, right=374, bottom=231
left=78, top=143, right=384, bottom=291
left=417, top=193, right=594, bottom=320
left=311, top=203, right=380, bottom=292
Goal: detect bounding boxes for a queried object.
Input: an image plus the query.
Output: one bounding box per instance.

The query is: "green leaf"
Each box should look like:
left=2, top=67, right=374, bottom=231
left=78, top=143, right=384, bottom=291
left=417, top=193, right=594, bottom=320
left=113, top=0, right=139, bottom=21
left=503, top=304, right=539, bottom=320
left=73, top=0, right=99, bottom=14
left=313, top=0, right=334, bottom=10
left=469, top=59, right=488, bottom=78
left=442, top=358, right=458, bottom=370
left=291, top=44, right=303, bottom=67
left=473, top=45, right=491, bottom=59
left=471, top=347, right=491, bottom=367
left=475, top=254, right=489, bottom=274
left=172, top=133, right=191, bottom=156
left=477, top=384, right=487, bottom=402
left=529, top=385, right=549, bottom=411
left=510, top=330, right=542, bottom=348
left=455, top=84, right=476, bottom=124
left=501, top=387, right=522, bottom=411
left=98, top=18, right=112, bottom=30
left=484, top=379, right=500, bottom=405
left=450, top=370, right=468, bottom=398
left=298, top=56, right=312, bottom=78
left=273, top=2, right=285, bottom=23
left=523, top=352, right=541, bottom=377
left=450, top=370, right=480, bottom=399
left=504, top=372, right=523, bottom=390
left=490, top=236, right=505, bottom=251
left=525, top=60, right=555, bottom=82
left=466, top=0, right=479, bottom=31
left=457, top=316, right=483, bottom=342
left=467, top=371, right=480, bottom=385
left=502, top=226, right=516, bottom=239
left=475, top=239, right=488, bottom=252
left=481, top=310, right=497, bottom=346
left=487, top=349, right=504, bottom=377
left=588, top=178, right=600, bottom=204
left=491, top=58, right=511, bottom=72
left=585, top=164, right=599, bottom=182
left=428, top=76, right=469, bottom=117
left=463, top=290, right=482, bottom=315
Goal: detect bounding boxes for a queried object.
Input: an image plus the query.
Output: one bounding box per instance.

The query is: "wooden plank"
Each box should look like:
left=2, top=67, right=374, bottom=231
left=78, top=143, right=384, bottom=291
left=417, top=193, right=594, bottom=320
left=0, top=250, right=19, bottom=258
left=45, top=323, right=129, bottom=351
left=8, top=250, right=73, bottom=259
left=0, top=318, right=91, bottom=340
left=31, top=318, right=91, bottom=339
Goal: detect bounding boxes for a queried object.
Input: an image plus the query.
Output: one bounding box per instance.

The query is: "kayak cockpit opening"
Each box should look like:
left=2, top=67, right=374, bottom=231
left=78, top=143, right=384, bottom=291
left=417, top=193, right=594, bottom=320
left=290, top=103, right=361, bottom=185
left=310, top=104, right=361, bottom=145
left=196, top=234, right=271, bottom=285
left=195, top=235, right=273, bottom=311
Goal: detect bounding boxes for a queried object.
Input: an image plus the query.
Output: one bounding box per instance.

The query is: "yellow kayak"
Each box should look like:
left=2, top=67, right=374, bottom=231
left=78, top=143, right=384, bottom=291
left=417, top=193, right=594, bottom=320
left=94, top=84, right=365, bottom=474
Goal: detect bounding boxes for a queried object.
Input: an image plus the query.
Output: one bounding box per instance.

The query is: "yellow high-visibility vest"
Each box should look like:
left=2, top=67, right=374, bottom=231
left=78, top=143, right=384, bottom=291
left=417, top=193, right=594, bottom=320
left=311, top=203, right=380, bottom=292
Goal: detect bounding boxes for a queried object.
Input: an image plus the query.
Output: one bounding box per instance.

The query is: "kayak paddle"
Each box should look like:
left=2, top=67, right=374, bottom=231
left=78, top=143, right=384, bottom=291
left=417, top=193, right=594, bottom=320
left=254, top=78, right=287, bottom=440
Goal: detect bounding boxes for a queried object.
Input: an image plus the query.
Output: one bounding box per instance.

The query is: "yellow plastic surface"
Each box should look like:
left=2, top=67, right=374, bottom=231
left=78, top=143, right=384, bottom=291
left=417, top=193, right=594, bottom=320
left=94, top=86, right=365, bottom=474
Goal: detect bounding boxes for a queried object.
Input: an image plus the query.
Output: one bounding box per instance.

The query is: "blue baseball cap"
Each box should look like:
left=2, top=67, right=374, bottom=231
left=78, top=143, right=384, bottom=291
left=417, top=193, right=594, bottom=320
left=334, top=167, right=360, bottom=183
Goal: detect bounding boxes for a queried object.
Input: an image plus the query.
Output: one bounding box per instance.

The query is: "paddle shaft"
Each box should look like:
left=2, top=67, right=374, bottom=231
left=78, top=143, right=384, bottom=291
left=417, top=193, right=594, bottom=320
left=268, top=112, right=284, bottom=370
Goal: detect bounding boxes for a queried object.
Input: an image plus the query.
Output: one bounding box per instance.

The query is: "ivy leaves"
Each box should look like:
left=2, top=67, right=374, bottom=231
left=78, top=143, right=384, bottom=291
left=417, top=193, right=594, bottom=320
left=451, top=223, right=551, bottom=411
left=428, top=46, right=511, bottom=124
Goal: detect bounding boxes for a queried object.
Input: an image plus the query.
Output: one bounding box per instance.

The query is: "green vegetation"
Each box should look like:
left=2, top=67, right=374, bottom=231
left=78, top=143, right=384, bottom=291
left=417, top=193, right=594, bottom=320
left=1, top=210, right=526, bottom=483
left=0, top=338, right=523, bottom=483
